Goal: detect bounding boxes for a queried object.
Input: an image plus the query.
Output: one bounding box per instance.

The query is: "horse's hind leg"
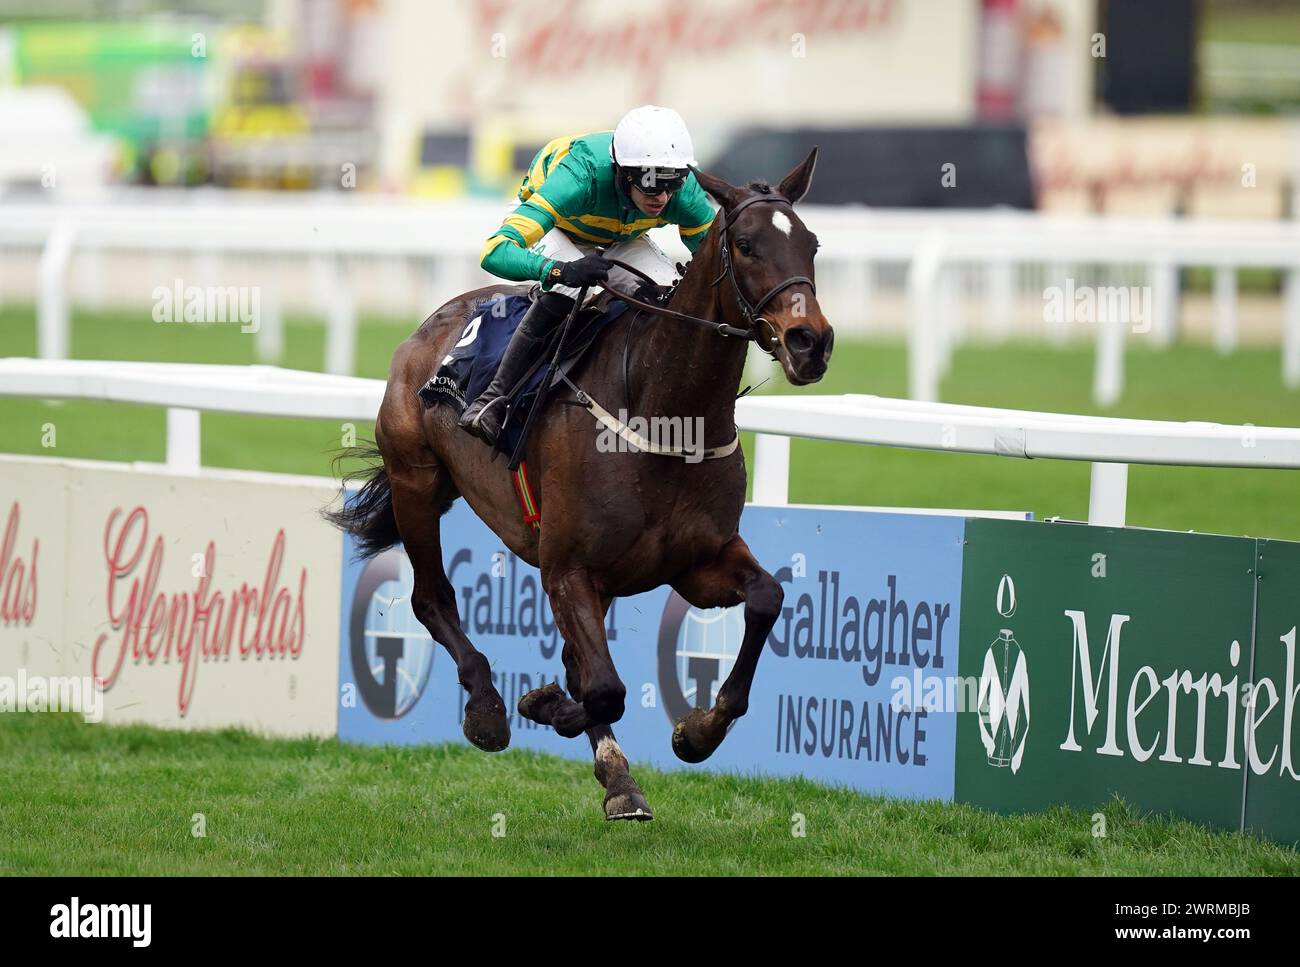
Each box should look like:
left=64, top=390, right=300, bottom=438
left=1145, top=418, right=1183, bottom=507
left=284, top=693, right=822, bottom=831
left=388, top=465, right=510, bottom=751
left=668, top=535, right=783, bottom=764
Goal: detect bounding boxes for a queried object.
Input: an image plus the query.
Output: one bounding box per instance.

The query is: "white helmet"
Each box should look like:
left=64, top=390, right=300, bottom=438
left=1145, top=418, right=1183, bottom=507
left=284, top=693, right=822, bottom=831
left=611, top=105, right=697, bottom=169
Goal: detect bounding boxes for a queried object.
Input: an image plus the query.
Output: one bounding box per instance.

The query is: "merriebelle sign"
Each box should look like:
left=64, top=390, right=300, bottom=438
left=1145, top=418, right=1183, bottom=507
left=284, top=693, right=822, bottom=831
left=1058, top=611, right=1298, bottom=777
left=955, top=519, right=1299, bottom=843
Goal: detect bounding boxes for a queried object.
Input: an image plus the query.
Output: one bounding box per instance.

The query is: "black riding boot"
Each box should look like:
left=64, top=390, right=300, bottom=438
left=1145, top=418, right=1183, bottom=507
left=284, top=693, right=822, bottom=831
left=458, top=291, right=575, bottom=447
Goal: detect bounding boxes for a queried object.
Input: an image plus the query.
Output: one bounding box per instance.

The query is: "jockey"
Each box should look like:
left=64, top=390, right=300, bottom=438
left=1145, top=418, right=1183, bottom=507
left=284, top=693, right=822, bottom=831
left=459, top=104, right=716, bottom=446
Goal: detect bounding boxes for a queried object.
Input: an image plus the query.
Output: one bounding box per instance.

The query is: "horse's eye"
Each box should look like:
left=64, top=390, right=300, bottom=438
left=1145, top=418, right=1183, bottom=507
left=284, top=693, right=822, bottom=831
left=737, top=238, right=753, bottom=257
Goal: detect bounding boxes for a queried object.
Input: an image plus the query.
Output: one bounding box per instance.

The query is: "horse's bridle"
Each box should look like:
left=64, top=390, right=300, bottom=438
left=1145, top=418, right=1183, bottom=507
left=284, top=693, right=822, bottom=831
left=605, top=191, right=816, bottom=357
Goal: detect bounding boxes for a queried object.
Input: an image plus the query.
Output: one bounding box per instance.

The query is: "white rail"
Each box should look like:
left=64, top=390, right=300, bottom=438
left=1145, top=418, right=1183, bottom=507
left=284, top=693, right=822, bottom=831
left=4, top=358, right=1298, bottom=528
left=4, top=191, right=1300, bottom=400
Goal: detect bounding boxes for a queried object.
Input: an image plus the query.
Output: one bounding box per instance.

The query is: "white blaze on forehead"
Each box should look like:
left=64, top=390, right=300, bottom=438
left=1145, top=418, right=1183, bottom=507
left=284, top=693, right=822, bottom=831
left=771, top=210, right=793, bottom=236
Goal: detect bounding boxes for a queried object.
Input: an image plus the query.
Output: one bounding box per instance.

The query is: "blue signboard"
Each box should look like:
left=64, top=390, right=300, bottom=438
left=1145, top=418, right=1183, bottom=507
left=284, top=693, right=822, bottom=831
left=338, top=503, right=968, bottom=801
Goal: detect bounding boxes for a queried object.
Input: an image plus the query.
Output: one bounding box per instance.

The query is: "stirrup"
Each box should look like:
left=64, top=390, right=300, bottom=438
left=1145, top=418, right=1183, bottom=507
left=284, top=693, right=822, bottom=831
left=472, top=394, right=510, bottom=427
left=461, top=394, right=509, bottom=447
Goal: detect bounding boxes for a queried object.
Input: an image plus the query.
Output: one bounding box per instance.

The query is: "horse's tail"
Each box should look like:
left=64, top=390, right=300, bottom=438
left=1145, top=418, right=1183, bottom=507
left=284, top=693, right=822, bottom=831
left=322, top=443, right=400, bottom=559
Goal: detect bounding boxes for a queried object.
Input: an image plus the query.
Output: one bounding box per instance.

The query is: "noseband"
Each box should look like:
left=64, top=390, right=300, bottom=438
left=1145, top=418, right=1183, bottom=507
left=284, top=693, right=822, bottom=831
left=606, top=191, right=816, bottom=357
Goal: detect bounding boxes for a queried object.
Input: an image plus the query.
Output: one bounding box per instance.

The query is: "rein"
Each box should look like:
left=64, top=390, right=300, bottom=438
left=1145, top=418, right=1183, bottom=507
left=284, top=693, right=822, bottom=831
left=604, top=258, right=751, bottom=340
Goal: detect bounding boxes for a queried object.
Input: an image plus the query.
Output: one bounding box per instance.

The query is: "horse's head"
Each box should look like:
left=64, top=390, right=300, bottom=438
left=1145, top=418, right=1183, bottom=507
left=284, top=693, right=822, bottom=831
left=693, top=148, right=834, bottom=385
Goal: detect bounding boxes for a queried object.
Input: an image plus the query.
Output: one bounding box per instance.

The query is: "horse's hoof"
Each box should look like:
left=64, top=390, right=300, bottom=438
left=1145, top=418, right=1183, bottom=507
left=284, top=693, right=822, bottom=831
left=670, top=712, right=722, bottom=764
left=604, top=786, right=654, bottom=822
left=551, top=701, right=589, bottom=739
left=517, top=682, right=565, bottom=725
left=671, top=715, right=712, bottom=764
left=605, top=802, right=654, bottom=822
left=463, top=703, right=510, bottom=752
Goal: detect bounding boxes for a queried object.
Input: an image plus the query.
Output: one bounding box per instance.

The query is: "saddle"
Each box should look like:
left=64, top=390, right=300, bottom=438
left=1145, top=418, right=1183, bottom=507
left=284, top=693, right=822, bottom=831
left=417, top=289, right=630, bottom=461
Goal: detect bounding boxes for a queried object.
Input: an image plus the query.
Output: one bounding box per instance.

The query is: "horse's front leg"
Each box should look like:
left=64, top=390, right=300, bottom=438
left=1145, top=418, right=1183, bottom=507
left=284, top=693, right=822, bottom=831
left=539, top=568, right=627, bottom=726
left=518, top=643, right=653, bottom=821
left=669, top=535, right=783, bottom=763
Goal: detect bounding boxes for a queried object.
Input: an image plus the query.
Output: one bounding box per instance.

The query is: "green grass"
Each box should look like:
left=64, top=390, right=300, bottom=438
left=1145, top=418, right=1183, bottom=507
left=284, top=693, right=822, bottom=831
left=1, top=713, right=1295, bottom=876
left=3, top=305, right=1299, bottom=539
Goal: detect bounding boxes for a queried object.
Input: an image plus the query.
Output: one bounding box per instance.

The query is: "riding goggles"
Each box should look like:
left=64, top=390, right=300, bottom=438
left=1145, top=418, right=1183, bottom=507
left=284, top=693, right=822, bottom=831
left=625, top=166, right=688, bottom=196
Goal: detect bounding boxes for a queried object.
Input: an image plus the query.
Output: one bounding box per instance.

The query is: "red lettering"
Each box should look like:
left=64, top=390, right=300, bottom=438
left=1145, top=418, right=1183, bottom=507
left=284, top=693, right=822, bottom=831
left=0, top=502, right=39, bottom=626
left=91, top=506, right=310, bottom=715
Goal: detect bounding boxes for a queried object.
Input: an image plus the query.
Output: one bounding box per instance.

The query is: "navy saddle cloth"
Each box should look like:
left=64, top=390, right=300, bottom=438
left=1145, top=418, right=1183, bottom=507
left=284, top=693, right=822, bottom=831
left=418, top=292, right=630, bottom=458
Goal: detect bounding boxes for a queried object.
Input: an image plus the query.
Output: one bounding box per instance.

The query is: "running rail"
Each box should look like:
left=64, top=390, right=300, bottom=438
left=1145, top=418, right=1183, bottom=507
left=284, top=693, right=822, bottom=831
left=3, top=358, right=1299, bottom=526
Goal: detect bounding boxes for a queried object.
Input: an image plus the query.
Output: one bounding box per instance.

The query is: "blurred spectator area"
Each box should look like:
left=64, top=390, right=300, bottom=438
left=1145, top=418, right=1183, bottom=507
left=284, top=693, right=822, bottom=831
left=706, top=126, right=1035, bottom=208
left=3, top=0, right=1300, bottom=212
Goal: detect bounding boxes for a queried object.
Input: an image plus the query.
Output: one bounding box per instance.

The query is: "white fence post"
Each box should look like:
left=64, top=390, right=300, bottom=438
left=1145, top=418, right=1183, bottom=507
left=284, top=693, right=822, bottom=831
left=166, top=407, right=201, bottom=474
left=1285, top=266, right=1300, bottom=390
left=1213, top=265, right=1238, bottom=355
left=752, top=433, right=790, bottom=505
left=325, top=254, right=357, bottom=376
left=1087, top=461, right=1128, bottom=526
left=1094, top=316, right=1126, bottom=408
left=38, top=218, right=78, bottom=360
left=256, top=280, right=283, bottom=362
left=1149, top=259, right=1178, bottom=347
left=907, top=231, right=945, bottom=403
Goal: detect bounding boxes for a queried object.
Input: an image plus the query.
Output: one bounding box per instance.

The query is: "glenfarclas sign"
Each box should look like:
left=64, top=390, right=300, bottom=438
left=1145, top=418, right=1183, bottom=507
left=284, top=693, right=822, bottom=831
left=91, top=506, right=307, bottom=715
left=0, top=501, right=38, bottom=627
left=494, top=0, right=898, bottom=90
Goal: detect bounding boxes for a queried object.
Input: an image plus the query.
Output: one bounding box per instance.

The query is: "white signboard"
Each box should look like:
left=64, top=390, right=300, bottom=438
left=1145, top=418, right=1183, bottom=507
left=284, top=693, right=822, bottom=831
left=0, top=456, right=343, bottom=737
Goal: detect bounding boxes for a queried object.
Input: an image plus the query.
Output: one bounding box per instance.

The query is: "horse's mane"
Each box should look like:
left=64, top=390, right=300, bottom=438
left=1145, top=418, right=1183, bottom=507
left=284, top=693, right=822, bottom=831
left=674, top=180, right=772, bottom=289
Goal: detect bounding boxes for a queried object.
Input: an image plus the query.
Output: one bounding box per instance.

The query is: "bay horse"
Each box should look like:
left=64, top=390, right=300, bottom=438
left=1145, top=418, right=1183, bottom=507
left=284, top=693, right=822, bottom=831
left=328, top=149, right=833, bottom=820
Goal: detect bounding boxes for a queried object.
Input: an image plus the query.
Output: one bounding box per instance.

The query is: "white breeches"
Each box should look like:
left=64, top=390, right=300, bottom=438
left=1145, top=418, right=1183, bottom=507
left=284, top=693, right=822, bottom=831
left=527, top=227, right=680, bottom=302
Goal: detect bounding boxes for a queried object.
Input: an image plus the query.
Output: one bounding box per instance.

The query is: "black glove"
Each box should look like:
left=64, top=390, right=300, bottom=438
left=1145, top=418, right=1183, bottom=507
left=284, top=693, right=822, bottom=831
left=554, top=254, right=613, bottom=288
left=634, top=280, right=674, bottom=305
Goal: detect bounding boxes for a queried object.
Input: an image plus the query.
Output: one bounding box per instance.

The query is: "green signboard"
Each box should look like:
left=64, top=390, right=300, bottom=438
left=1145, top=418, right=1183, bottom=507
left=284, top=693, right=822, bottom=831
left=1244, top=539, right=1300, bottom=847
left=955, top=519, right=1259, bottom=834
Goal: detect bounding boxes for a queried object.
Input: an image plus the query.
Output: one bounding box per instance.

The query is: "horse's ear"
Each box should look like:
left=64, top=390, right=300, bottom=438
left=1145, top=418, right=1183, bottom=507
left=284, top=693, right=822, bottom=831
left=778, top=146, right=819, bottom=204
left=691, top=167, right=745, bottom=213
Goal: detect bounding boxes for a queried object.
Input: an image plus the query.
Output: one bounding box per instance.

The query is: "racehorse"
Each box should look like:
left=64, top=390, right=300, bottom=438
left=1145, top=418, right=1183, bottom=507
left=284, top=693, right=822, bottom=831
left=327, top=149, right=833, bottom=820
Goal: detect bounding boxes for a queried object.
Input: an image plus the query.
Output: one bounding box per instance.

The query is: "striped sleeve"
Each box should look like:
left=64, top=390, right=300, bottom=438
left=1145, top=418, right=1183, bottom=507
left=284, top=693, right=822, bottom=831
left=481, top=151, right=595, bottom=284
left=669, top=175, right=718, bottom=254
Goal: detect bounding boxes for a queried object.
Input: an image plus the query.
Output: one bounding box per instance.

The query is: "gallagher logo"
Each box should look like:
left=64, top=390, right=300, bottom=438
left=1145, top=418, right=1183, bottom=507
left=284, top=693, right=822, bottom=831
left=348, top=548, right=435, bottom=719
left=656, top=591, right=745, bottom=724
